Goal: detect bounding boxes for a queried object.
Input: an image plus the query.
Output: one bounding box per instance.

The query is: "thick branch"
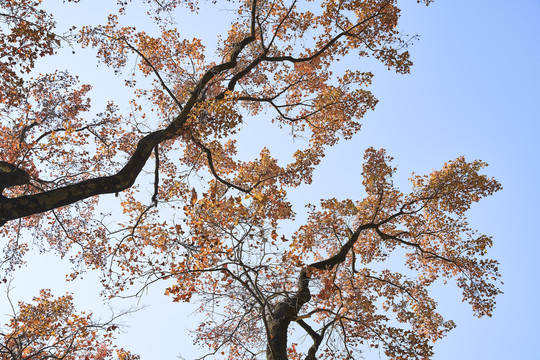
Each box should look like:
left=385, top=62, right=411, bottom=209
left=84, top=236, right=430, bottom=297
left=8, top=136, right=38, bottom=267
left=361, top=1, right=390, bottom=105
left=0, top=9, right=260, bottom=226
left=0, top=129, right=167, bottom=224
left=296, top=320, right=324, bottom=360
left=310, top=223, right=375, bottom=270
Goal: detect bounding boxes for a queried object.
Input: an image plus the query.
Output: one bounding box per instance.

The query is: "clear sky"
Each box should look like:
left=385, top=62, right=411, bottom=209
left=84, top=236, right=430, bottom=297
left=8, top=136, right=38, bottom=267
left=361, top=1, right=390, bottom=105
left=1, top=0, right=539, bottom=359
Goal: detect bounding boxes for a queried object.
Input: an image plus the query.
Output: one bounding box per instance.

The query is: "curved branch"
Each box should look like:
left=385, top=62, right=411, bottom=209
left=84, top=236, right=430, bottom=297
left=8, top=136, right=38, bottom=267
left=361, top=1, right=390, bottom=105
left=298, top=317, right=338, bottom=360
left=261, top=11, right=383, bottom=64
left=374, top=228, right=457, bottom=265
left=310, top=223, right=375, bottom=270
left=0, top=128, right=166, bottom=225
left=189, top=135, right=253, bottom=193
left=0, top=8, right=260, bottom=226
left=216, top=0, right=261, bottom=99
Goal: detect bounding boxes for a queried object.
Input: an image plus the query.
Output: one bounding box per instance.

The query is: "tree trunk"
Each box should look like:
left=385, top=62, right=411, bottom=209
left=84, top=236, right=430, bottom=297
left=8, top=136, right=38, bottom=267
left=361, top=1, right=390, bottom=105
left=266, top=303, right=293, bottom=360
left=266, top=269, right=312, bottom=360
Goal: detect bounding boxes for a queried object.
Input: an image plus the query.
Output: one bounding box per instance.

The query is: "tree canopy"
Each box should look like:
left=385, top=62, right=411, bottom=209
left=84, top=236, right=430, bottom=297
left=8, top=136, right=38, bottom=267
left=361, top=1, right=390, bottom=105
left=0, top=1, right=501, bottom=359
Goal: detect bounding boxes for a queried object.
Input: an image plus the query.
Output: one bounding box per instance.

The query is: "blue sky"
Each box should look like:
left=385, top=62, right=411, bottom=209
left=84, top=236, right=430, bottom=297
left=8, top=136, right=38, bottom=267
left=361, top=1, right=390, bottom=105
left=336, top=1, right=540, bottom=358
left=1, top=0, right=539, bottom=359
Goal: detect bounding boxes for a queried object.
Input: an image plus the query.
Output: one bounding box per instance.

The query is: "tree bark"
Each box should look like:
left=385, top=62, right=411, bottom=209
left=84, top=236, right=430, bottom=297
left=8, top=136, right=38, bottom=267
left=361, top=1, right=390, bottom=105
left=266, top=269, right=311, bottom=360
left=0, top=16, right=258, bottom=227
left=0, top=129, right=167, bottom=225
left=265, top=223, right=375, bottom=359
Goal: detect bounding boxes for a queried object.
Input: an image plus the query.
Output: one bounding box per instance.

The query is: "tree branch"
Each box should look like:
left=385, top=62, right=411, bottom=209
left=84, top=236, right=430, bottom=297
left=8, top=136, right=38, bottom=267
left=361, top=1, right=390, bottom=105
left=0, top=8, right=260, bottom=226
left=151, top=144, right=160, bottom=203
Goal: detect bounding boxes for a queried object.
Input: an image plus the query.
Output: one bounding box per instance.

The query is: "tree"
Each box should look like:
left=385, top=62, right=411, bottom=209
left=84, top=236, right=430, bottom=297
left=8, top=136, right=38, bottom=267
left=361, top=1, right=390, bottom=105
left=0, top=1, right=502, bottom=359
left=0, top=288, right=139, bottom=360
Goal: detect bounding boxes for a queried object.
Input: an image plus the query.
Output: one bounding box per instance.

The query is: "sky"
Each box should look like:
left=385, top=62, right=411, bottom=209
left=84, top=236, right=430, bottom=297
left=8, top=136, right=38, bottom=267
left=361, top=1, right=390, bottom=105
left=1, top=0, right=540, bottom=359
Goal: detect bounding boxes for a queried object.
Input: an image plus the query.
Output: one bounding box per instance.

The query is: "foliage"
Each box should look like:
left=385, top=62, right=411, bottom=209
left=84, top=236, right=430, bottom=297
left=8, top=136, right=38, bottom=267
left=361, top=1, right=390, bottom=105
left=0, top=0, right=500, bottom=359
left=0, top=288, right=139, bottom=360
